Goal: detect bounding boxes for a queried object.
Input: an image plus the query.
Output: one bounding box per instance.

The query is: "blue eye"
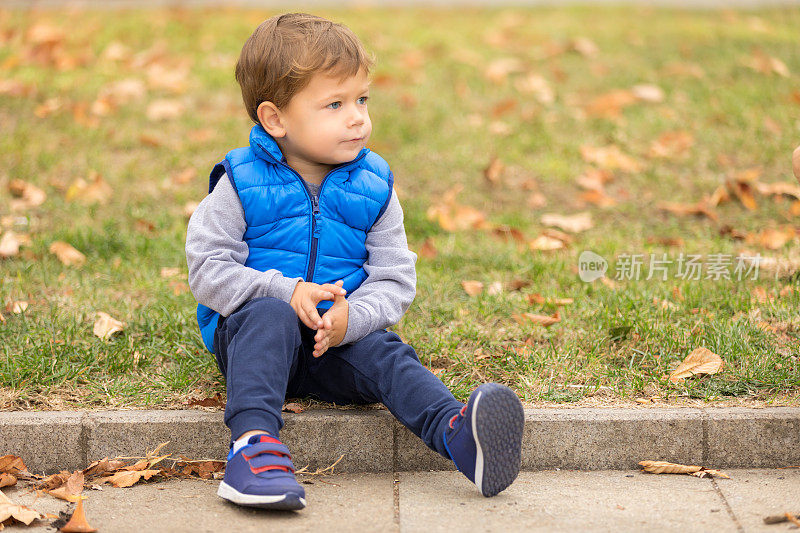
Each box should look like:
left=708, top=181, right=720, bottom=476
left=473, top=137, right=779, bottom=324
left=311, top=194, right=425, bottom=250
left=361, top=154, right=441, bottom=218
left=358, top=96, right=369, bottom=105
left=327, top=101, right=341, bottom=109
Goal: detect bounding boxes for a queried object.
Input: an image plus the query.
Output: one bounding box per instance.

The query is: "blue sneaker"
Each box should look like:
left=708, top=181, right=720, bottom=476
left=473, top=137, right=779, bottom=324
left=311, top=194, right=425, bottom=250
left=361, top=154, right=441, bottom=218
left=443, top=383, right=524, bottom=497
left=217, top=434, right=306, bottom=510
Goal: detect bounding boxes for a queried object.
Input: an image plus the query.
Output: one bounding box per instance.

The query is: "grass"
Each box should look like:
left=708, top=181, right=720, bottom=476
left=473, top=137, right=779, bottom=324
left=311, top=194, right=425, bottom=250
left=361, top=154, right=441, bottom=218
left=1, top=5, right=799, bottom=409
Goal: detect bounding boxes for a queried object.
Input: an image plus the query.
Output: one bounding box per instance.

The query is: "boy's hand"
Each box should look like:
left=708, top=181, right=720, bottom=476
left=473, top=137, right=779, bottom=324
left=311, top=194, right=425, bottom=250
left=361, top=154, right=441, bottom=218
left=313, top=281, right=349, bottom=358
left=793, top=145, right=800, bottom=184
left=290, top=280, right=346, bottom=330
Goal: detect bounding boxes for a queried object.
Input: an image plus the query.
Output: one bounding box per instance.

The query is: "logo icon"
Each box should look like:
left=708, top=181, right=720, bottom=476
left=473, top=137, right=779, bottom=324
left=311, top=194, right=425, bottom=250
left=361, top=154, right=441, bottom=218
left=579, top=250, right=608, bottom=282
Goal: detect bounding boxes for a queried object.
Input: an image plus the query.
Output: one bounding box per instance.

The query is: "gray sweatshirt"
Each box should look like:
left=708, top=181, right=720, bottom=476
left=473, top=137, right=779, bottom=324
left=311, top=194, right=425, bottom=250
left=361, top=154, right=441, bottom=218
left=185, top=173, right=418, bottom=345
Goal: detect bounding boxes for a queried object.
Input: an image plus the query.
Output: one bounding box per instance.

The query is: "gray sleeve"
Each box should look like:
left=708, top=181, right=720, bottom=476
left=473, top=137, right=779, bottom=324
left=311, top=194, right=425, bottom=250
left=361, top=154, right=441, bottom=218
left=341, top=189, right=418, bottom=345
left=185, top=176, right=303, bottom=317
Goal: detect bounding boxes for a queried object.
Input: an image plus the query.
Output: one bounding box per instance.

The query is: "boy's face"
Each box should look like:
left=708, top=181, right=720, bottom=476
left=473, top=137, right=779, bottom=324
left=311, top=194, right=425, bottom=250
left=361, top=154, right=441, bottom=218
left=271, top=68, right=371, bottom=174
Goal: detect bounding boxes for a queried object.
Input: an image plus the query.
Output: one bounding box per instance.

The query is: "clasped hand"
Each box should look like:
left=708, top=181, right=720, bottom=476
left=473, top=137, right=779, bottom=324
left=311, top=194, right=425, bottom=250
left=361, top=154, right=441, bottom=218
left=289, top=279, right=349, bottom=358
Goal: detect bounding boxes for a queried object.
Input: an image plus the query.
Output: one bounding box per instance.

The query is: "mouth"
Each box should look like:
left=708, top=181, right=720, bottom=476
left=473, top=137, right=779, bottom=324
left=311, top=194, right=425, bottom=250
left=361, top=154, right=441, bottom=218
left=343, top=137, right=364, bottom=143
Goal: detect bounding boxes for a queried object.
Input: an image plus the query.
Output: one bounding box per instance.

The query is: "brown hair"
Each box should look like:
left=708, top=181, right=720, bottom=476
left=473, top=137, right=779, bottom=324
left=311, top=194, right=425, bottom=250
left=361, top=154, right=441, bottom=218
left=235, top=13, right=374, bottom=124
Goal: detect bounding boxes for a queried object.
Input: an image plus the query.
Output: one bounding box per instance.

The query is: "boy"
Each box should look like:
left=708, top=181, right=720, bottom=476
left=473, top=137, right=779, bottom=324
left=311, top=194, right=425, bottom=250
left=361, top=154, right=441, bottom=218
left=186, top=13, right=524, bottom=511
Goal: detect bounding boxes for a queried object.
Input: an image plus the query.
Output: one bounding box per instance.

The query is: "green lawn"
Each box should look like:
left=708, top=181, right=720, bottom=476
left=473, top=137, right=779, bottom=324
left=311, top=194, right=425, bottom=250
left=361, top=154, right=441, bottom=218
left=1, top=5, right=799, bottom=409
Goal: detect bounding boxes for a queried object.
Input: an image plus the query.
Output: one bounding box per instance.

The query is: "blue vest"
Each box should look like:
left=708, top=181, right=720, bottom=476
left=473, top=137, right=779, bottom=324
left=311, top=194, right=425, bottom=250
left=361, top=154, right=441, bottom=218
left=195, top=125, right=394, bottom=354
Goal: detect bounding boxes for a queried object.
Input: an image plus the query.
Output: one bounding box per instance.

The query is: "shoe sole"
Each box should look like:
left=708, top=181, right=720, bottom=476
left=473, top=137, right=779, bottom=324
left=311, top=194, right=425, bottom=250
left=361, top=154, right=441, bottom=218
left=472, top=383, right=524, bottom=497
left=217, top=481, right=306, bottom=511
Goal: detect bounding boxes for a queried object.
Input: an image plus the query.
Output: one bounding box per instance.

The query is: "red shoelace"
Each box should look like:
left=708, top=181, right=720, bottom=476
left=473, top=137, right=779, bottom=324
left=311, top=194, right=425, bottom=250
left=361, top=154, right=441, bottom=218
left=448, top=404, right=468, bottom=429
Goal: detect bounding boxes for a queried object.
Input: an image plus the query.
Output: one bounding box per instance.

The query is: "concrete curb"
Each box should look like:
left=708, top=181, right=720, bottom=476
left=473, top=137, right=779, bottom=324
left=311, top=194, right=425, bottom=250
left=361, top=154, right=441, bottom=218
left=2, top=408, right=798, bottom=474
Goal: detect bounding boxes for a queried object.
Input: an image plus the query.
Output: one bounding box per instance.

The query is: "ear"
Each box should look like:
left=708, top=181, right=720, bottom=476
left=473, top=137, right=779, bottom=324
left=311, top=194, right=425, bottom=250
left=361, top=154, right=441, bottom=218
left=256, top=101, right=286, bottom=138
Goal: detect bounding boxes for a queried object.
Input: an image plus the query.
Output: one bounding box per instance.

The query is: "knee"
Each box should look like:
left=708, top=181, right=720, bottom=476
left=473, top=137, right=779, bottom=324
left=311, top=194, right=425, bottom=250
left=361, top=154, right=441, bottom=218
left=231, top=297, right=298, bottom=333
left=363, top=330, right=420, bottom=364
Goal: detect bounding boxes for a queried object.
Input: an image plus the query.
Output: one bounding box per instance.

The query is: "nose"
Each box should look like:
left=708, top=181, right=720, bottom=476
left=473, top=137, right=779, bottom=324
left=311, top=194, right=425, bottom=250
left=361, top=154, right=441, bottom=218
left=348, top=105, right=366, bottom=128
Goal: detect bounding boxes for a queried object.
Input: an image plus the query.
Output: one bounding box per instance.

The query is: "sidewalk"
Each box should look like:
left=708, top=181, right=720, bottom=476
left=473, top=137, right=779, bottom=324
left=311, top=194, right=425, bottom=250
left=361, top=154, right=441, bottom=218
left=6, top=469, right=799, bottom=532
left=3, top=408, right=799, bottom=473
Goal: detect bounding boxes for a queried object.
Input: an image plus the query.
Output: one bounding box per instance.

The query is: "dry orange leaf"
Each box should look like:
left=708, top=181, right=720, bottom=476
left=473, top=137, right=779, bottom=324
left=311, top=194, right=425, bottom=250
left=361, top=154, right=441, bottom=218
left=48, top=470, right=84, bottom=503
left=283, top=402, right=304, bottom=414
left=757, top=227, right=796, bottom=250
left=483, top=157, right=504, bottom=186
left=576, top=168, right=613, bottom=191
left=631, top=84, right=665, bottom=103
left=639, top=460, right=730, bottom=479
left=657, top=201, right=717, bottom=221
left=9, top=179, right=47, bottom=210
left=6, top=301, right=28, bottom=314
left=584, top=89, right=637, bottom=118
left=529, top=234, right=566, bottom=251
left=146, top=99, right=184, bottom=121
left=512, top=311, right=561, bottom=327
left=668, top=347, right=723, bottom=383
left=99, top=469, right=160, bottom=488
left=580, top=145, right=642, bottom=173
left=93, top=312, right=125, bottom=340
left=461, top=280, right=484, bottom=296
left=0, top=473, right=16, bottom=488
left=484, top=57, right=524, bottom=84
left=648, top=131, right=694, bottom=159
left=580, top=189, right=617, bottom=208
left=754, top=181, right=800, bottom=201
left=418, top=237, right=438, bottom=259
left=426, top=185, right=488, bottom=232
left=65, top=171, right=113, bottom=205
left=0, top=231, right=21, bottom=258
left=49, top=241, right=86, bottom=266
left=514, top=73, right=554, bottom=105
left=793, top=146, right=800, bottom=181
left=541, top=212, right=593, bottom=233
left=60, top=497, right=97, bottom=533
left=0, top=489, right=42, bottom=528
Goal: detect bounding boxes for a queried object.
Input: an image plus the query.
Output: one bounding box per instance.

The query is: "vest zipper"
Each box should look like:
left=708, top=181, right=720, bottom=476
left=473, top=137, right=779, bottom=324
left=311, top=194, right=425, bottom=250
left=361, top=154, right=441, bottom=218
left=275, top=151, right=368, bottom=283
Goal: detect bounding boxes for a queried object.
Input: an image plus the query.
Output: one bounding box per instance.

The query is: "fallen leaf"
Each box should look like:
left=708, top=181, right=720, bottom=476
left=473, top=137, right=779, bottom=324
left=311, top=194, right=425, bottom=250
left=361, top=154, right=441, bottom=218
left=185, top=393, right=224, bottom=408
left=47, top=471, right=84, bottom=503
left=461, top=280, right=484, bottom=296
left=631, top=84, right=664, bottom=103
left=526, top=293, right=573, bottom=306
left=580, top=145, right=642, bottom=172
left=0, top=489, right=42, bottom=527
left=484, top=57, right=525, bottom=84
left=282, top=402, right=304, bottom=414
left=49, top=241, right=86, bottom=266
left=82, top=458, right=127, bottom=478
left=576, top=168, right=613, bottom=191
left=793, top=146, right=800, bottom=181
left=528, top=234, right=566, bottom=251
left=648, top=131, right=694, bottom=159
left=146, top=99, right=184, bottom=121
left=570, top=36, right=598, bottom=57
left=541, top=212, right=593, bottom=233
left=9, top=179, right=46, bottom=211
left=426, top=185, right=489, bottom=232
left=657, top=201, right=717, bottom=221
left=668, top=347, right=723, bottom=383
left=160, top=267, right=182, bottom=278
left=756, top=227, right=795, bottom=250
left=639, top=460, right=729, bottom=479
left=754, top=181, right=800, bottom=201
left=5, top=301, right=28, bottom=314
left=514, top=73, right=554, bottom=104
left=579, top=189, right=617, bottom=208
left=0, top=473, right=16, bottom=488
left=93, top=312, right=125, bottom=340
left=486, top=281, right=503, bottom=295
left=65, top=171, right=113, bottom=205
left=743, top=49, right=790, bottom=77
left=417, top=238, right=438, bottom=259
left=512, top=311, right=561, bottom=327
left=176, top=460, right=225, bottom=480
left=60, top=497, right=97, bottom=532
left=172, top=167, right=197, bottom=186
left=584, top=89, right=637, bottom=118
left=98, top=469, right=160, bottom=488
left=0, top=231, right=21, bottom=258
left=483, top=157, right=504, bottom=186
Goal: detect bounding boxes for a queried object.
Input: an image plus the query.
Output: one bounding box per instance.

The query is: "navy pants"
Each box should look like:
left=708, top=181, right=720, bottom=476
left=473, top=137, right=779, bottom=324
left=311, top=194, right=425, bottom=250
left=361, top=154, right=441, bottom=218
left=213, top=297, right=463, bottom=458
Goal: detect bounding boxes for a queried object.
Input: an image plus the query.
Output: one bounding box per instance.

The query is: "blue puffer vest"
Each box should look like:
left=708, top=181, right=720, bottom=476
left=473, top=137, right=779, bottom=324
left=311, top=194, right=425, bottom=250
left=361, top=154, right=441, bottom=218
left=195, top=124, right=394, bottom=354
